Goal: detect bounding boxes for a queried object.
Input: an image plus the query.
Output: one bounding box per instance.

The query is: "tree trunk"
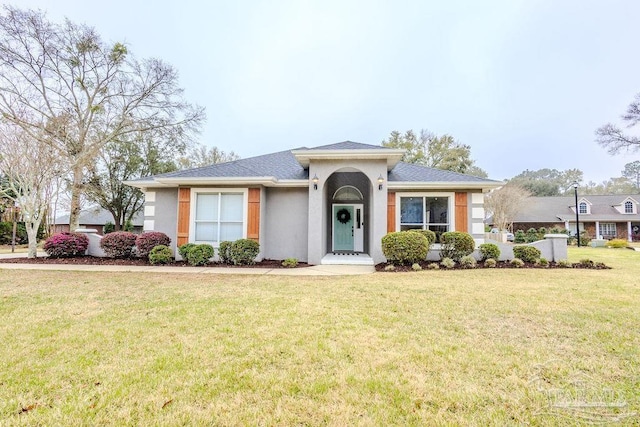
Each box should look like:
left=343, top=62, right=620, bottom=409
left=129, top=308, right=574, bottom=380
left=26, top=218, right=42, bottom=258
left=69, top=164, right=85, bottom=231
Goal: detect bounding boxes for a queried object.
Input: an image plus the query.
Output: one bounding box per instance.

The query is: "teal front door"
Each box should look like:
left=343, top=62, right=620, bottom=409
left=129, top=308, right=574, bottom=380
left=333, top=205, right=354, bottom=251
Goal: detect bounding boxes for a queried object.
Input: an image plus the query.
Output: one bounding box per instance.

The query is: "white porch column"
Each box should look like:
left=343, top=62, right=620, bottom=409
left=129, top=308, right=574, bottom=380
left=595, top=221, right=600, bottom=239
left=628, top=221, right=633, bottom=242
left=564, top=221, right=570, bottom=231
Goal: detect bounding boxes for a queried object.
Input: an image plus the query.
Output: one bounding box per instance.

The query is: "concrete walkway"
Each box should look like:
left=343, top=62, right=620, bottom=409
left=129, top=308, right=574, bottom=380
left=0, top=253, right=375, bottom=276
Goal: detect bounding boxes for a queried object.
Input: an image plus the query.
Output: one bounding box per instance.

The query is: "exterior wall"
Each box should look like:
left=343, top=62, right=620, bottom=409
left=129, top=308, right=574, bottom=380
left=308, top=159, right=388, bottom=265
left=148, top=188, right=179, bottom=254
left=264, top=187, right=309, bottom=262
left=469, top=192, right=485, bottom=245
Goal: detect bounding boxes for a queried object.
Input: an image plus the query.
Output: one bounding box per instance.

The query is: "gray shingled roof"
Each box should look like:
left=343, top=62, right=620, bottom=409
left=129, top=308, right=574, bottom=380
left=388, top=162, right=497, bottom=183
left=55, top=207, right=144, bottom=226
left=513, top=195, right=640, bottom=222
left=140, top=142, right=499, bottom=184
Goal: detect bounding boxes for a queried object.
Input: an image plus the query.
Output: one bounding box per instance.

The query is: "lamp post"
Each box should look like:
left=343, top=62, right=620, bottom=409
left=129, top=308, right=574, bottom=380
left=573, top=182, right=580, bottom=247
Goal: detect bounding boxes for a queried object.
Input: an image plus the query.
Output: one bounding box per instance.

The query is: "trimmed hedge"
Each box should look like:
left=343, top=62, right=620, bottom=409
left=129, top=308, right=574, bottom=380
left=100, top=231, right=137, bottom=258
left=230, top=239, right=260, bottom=265
left=178, top=243, right=196, bottom=260
left=381, top=231, right=429, bottom=265
left=478, top=243, right=500, bottom=261
left=44, top=232, right=89, bottom=258
left=185, top=244, right=214, bottom=266
left=439, top=231, right=475, bottom=261
left=218, top=241, right=233, bottom=264
left=513, top=245, right=541, bottom=263
left=408, top=229, right=437, bottom=247
left=136, top=232, right=171, bottom=259
left=149, top=245, right=173, bottom=265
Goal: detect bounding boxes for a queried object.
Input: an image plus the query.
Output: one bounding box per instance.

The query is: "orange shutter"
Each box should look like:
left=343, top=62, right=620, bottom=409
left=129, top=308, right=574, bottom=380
left=387, top=192, right=396, bottom=233
left=177, top=188, right=191, bottom=246
left=247, top=188, right=260, bottom=242
left=455, top=192, right=468, bottom=232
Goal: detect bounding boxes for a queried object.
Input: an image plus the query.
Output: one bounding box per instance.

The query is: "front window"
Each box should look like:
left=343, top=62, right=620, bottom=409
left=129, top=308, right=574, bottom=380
left=193, top=191, right=245, bottom=244
left=599, top=223, right=616, bottom=239
left=400, top=195, right=451, bottom=238
left=625, top=200, right=634, bottom=214
left=578, top=202, right=588, bottom=214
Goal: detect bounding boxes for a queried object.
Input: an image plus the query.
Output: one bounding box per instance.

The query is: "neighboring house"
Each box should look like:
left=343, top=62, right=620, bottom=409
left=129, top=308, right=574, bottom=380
left=510, top=195, right=640, bottom=241
left=125, top=141, right=502, bottom=265
left=54, top=207, right=144, bottom=235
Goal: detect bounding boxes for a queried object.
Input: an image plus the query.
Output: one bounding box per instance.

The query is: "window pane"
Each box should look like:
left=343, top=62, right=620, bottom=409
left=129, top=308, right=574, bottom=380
left=400, top=197, right=423, bottom=224
left=426, top=197, right=448, bottom=224
left=195, top=222, right=216, bottom=241
left=220, top=194, right=243, bottom=221
left=220, top=223, right=243, bottom=241
left=401, top=225, right=423, bottom=231
left=196, top=194, right=219, bottom=221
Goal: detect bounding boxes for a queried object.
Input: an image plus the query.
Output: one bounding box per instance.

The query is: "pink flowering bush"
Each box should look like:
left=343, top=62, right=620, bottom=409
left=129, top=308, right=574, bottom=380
left=100, top=231, right=137, bottom=258
left=43, top=232, right=89, bottom=258
left=135, top=232, right=171, bottom=259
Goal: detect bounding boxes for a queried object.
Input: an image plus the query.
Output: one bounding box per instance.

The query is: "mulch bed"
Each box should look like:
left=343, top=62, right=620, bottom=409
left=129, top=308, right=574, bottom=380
left=375, top=260, right=611, bottom=272
left=0, top=256, right=308, bottom=268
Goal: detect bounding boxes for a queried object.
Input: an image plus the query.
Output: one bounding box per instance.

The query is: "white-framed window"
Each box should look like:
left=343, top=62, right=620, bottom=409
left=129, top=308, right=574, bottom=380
left=624, top=200, right=634, bottom=214
left=599, top=223, right=616, bottom=238
left=578, top=202, right=588, bottom=214
left=396, top=192, right=455, bottom=238
left=190, top=188, right=248, bottom=245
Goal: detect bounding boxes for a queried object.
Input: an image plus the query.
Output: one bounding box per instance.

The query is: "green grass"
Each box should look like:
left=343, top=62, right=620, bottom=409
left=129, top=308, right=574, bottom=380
left=0, top=247, right=639, bottom=425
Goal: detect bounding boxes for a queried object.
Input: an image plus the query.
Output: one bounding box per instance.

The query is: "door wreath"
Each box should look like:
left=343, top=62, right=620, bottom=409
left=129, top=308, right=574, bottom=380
left=336, top=208, right=351, bottom=224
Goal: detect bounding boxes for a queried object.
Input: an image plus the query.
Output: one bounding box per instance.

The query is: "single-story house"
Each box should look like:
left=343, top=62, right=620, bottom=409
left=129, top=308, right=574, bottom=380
left=125, top=141, right=502, bottom=265
left=510, top=195, right=640, bottom=241
left=54, top=207, right=144, bottom=235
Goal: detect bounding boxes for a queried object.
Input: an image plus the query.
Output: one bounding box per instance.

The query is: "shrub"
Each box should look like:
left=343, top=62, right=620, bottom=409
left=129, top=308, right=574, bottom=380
left=557, top=259, right=572, bottom=268
left=606, top=239, right=628, bottom=249
left=459, top=255, right=477, bottom=269
left=136, top=232, right=171, bottom=259
left=484, top=258, right=497, bottom=268
left=381, top=231, right=429, bottom=265
left=185, top=244, right=214, bottom=266
left=44, top=232, right=89, bottom=258
left=579, top=258, right=595, bottom=268
left=510, top=258, right=525, bottom=268
left=411, top=263, right=422, bottom=271
left=100, top=231, right=137, bottom=258
left=439, top=231, right=475, bottom=261
left=178, top=243, right=196, bottom=260
left=149, top=245, right=173, bottom=265
left=103, top=221, right=115, bottom=234
left=513, top=246, right=542, bottom=263
left=537, top=257, right=549, bottom=268
left=427, top=263, right=439, bottom=270
left=440, top=257, right=455, bottom=269
left=123, top=219, right=134, bottom=232
left=384, top=264, right=396, bottom=271
left=230, top=239, right=260, bottom=265
left=478, top=243, right=500, bottom=261
left=408, top=229, right=437, bottom=247
left=218, top=241, right=233, bottom=264
left=282, top=258, right=298, bottom=268
left=538, top=227, right=547, bottom=236
left=525, top=228, right=540, bottom=243
left=514, top=230, right=526, bottom=244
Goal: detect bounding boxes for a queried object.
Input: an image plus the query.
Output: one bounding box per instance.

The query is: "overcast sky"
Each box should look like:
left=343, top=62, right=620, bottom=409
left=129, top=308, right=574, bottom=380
left=3, top=0, right=640, bottom=183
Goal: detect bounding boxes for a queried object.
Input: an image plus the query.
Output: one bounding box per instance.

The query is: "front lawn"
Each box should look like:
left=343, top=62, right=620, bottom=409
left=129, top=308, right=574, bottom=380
left=0, top=247, right=638, bottom=425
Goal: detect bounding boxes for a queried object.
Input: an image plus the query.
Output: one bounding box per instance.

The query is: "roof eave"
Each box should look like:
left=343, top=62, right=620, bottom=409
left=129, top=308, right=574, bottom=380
left=292, top=149, right=405, bottom=169
left=388, top=181, right=503, bottom=191
left=143, top=177, right=309, bottom=188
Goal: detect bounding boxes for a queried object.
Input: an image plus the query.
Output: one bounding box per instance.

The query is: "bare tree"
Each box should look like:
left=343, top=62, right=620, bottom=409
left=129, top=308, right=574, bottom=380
left=177, top=144, right=240, bottom=169
left=596, top=93, right=640, bottom=154
left=0, top=123, right=60, bottom=257
left=485, top=184, right=531, bottom=233
left=0, top=7, right=204, bottom=230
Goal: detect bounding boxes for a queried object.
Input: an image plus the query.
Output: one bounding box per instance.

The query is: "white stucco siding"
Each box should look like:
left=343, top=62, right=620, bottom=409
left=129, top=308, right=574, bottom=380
left=264, top=187, right=309, bottom=262
left=151, top=188, right=179, bottom=254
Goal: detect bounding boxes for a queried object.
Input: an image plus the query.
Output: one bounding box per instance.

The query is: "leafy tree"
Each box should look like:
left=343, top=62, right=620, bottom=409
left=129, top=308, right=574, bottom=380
left=0, top=7, right=204, bottom=231
left=177, top=144, right=240, bottom=169
left=485, top=184, right=531, bottom=232
left=596, top=93, right=640, bottom=154
left=621, top=160, right=640, bottom=190
left=381, top=129, right=487, bottom=175
left=509, top=168, right=583, bottom=196
left=581, top=177, right=636, bottom=195
left=0, top=123, right=60, bottom=257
